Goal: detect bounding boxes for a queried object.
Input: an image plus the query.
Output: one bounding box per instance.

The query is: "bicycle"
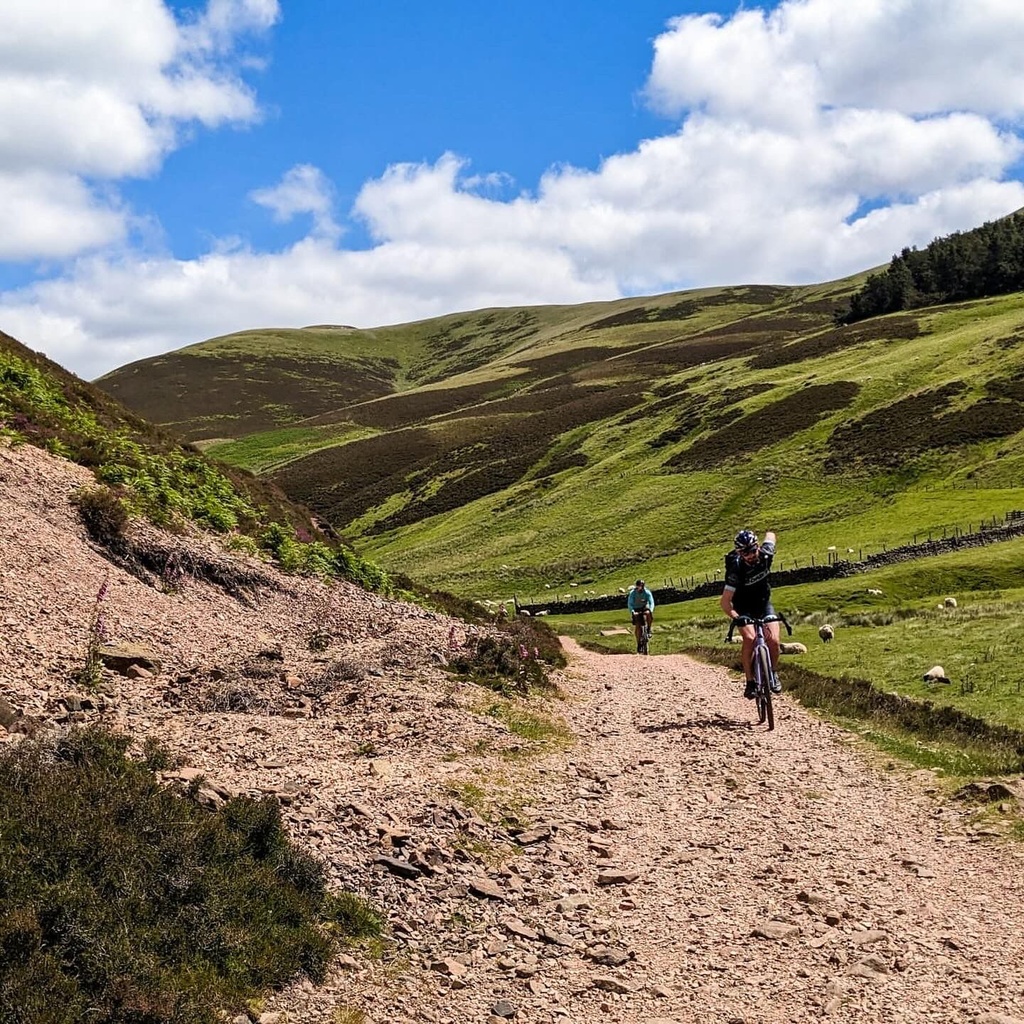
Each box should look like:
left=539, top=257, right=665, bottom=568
left=726, top=613, right=792, bottom=731
left=631, top=611, right=651, bottom=655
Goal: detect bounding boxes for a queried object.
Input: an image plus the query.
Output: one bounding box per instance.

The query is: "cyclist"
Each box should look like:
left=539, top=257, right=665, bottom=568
left=720, top=529, right=782, bottom=699
left=627, top=579, right=654, bottom=651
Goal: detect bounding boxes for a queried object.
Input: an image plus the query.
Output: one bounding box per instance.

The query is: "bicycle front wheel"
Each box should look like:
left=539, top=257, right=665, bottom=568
left=755, top=646, right=775, bottom=730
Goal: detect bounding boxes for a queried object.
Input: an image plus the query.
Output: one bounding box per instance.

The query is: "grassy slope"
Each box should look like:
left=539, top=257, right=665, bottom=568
left=97, top=276, right=1024, bottom=603
left=360, top=291, right=1024, bottom=598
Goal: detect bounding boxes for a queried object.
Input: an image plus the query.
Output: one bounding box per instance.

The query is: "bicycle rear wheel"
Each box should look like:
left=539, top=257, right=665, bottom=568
left=638, top=627, right=649, bottom=655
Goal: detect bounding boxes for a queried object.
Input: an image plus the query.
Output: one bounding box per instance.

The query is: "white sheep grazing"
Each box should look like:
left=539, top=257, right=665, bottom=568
left=818, top=624, right=835, bottom=643
left=867, top=588, right=883, bottom=596
left=943, top=596, right=958, bottom=608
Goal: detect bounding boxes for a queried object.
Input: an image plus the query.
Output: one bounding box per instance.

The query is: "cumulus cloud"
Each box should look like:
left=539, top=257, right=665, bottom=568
left=0, top=0, right=278, bottom=259
left=4, top=0, right=1024, bottom=379
left=250, top=165, right=340, bottom=240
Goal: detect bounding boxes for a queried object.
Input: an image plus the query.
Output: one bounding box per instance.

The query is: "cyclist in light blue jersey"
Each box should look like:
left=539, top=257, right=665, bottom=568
left=627, top=579, right=654, bottom=650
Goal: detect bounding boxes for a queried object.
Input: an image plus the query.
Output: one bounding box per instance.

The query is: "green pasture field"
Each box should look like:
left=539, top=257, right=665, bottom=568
left=545, top=538, right=1024, bottom=736
left=206, top=422, right=379, bottom=473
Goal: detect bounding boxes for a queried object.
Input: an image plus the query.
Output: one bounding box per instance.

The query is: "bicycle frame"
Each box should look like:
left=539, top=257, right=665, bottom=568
left=726, top=613, right=792, bottom=731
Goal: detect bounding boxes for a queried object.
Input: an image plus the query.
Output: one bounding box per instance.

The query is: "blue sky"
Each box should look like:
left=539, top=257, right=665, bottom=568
left=2, top=0, right=1024, bottom=379
left=131, top=1, right=727, bottom=260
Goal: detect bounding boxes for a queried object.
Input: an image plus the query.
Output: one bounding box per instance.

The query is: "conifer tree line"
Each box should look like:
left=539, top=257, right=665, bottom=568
left=842, top=209, right=1024, bottom=323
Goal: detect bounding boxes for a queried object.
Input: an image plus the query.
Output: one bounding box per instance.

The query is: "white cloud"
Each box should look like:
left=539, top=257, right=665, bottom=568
left=4, top=0, right=1024, bottom=380
left=646, top=0, right=1024, bottom=122
left=0, top=0, right=277, bottom=263
left=250, top=165, right=340, bottom=240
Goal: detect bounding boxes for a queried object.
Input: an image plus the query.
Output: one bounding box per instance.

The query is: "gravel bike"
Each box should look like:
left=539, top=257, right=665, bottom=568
left=726, top=613, right=791, bottom=731
left=631, top=611, right=651, bottom=655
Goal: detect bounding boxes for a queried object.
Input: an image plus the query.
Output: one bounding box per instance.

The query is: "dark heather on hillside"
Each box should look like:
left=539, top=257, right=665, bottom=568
left=273, top=384, right=644, bottom=531
left=829, top=382, right=1024, bottom=467
left=100, top=352, right=399, bottom=440
left=747, top=314, right=921, bottom=370
left=666, top=382, right=860, bottom=470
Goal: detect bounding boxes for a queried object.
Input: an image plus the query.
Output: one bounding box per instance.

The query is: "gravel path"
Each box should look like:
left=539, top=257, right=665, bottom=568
left=3, top=440, right=1024, bottom=1024
left=519, top=641, right=1024, bottom=1024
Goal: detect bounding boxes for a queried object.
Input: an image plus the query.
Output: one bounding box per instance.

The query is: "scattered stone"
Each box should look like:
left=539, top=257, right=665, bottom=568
left=504, top=919, right=540, bottom=941
left=591, top=975, right=634, bottom=994
left=431, top=958, right=468, bottom=977
left=514, top=828, right=552, bottom=845
left=469, top=877, right=506, bottom=900
left=491, top=1000, right=517, bottom=1019
left=753, top=922, right=800, bottom=941
left=373, top=856, right=421, bottom=880
left=597, top=869, right=639, bottom=886
left=97, top=643, right=162, bottom=674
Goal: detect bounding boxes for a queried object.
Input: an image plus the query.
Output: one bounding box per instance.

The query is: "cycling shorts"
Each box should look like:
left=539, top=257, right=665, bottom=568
left=734, top=601, right=775, bottom=621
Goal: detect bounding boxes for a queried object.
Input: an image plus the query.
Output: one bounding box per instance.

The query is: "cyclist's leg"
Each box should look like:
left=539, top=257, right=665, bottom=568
left=632, top=612, right=642, bottom=647
left=764, top=616, right=782, bottom=692
left=645, top=610, right=653, bottom=633
left=738, top=622, right=756, bottom=697
left=765, top=619, right=781, bottom=669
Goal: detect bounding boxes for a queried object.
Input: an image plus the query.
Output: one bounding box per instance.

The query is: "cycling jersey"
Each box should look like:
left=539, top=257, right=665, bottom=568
left=723, top=540, right=776, bottom=616
left=627, top=587, right=655, bottom=613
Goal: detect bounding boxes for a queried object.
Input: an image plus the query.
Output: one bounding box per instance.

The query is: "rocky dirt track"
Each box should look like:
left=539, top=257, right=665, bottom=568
left=2, top=441, right=1024, bottom=1024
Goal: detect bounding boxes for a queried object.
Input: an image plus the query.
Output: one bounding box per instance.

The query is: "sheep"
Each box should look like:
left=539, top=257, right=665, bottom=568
left=943, top=596, right=958, bottom=609
left=867, top=588, right=884, bottom=596
left=780, top=642, right=808, bottom=655
left=818, top=624, right=835, bottom=643
left=923, top=665, right=950, bottom=684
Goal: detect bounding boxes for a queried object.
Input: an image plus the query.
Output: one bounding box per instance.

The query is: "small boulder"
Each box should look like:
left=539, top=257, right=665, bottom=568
left=98, top=643, right=162, bottom=675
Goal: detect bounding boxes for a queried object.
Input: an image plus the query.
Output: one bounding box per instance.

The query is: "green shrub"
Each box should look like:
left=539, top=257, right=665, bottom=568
left=0, top=727, right=376, bottom=1024
left=450, top=633, right=555, bottom=695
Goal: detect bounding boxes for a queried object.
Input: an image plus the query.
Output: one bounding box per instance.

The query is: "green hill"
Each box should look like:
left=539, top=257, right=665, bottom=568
left=99, top=264, right=1024, bottom=599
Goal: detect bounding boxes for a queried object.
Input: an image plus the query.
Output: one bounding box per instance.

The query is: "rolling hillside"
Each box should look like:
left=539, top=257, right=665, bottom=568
left=99, top=267, right=1024, bottom=599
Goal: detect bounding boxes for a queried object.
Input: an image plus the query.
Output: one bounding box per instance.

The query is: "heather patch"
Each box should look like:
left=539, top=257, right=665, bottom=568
left=0, top=727, right=380, bottom=1024
left=667, top=382, right=860, bottom=470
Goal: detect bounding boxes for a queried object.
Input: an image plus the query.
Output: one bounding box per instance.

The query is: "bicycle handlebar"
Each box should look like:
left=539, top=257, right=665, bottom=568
left=725, top=613, right=792, bottom=642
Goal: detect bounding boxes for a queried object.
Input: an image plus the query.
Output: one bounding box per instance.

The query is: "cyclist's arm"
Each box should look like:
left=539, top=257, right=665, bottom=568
left=645, top=588, right=655, bottom=613
left=720, top=585, right=739, bottom=619
left=627, top=591, right=635, bottom=612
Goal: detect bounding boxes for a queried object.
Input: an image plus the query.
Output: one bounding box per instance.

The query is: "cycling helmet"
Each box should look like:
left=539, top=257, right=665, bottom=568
left=734, top=529, right=758, bottom=552
left=635, top=578, right=645, bottom=588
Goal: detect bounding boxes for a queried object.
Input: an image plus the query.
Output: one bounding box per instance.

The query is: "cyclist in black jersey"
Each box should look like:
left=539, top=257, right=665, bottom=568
left=720, top=529, right=782, bottom=699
